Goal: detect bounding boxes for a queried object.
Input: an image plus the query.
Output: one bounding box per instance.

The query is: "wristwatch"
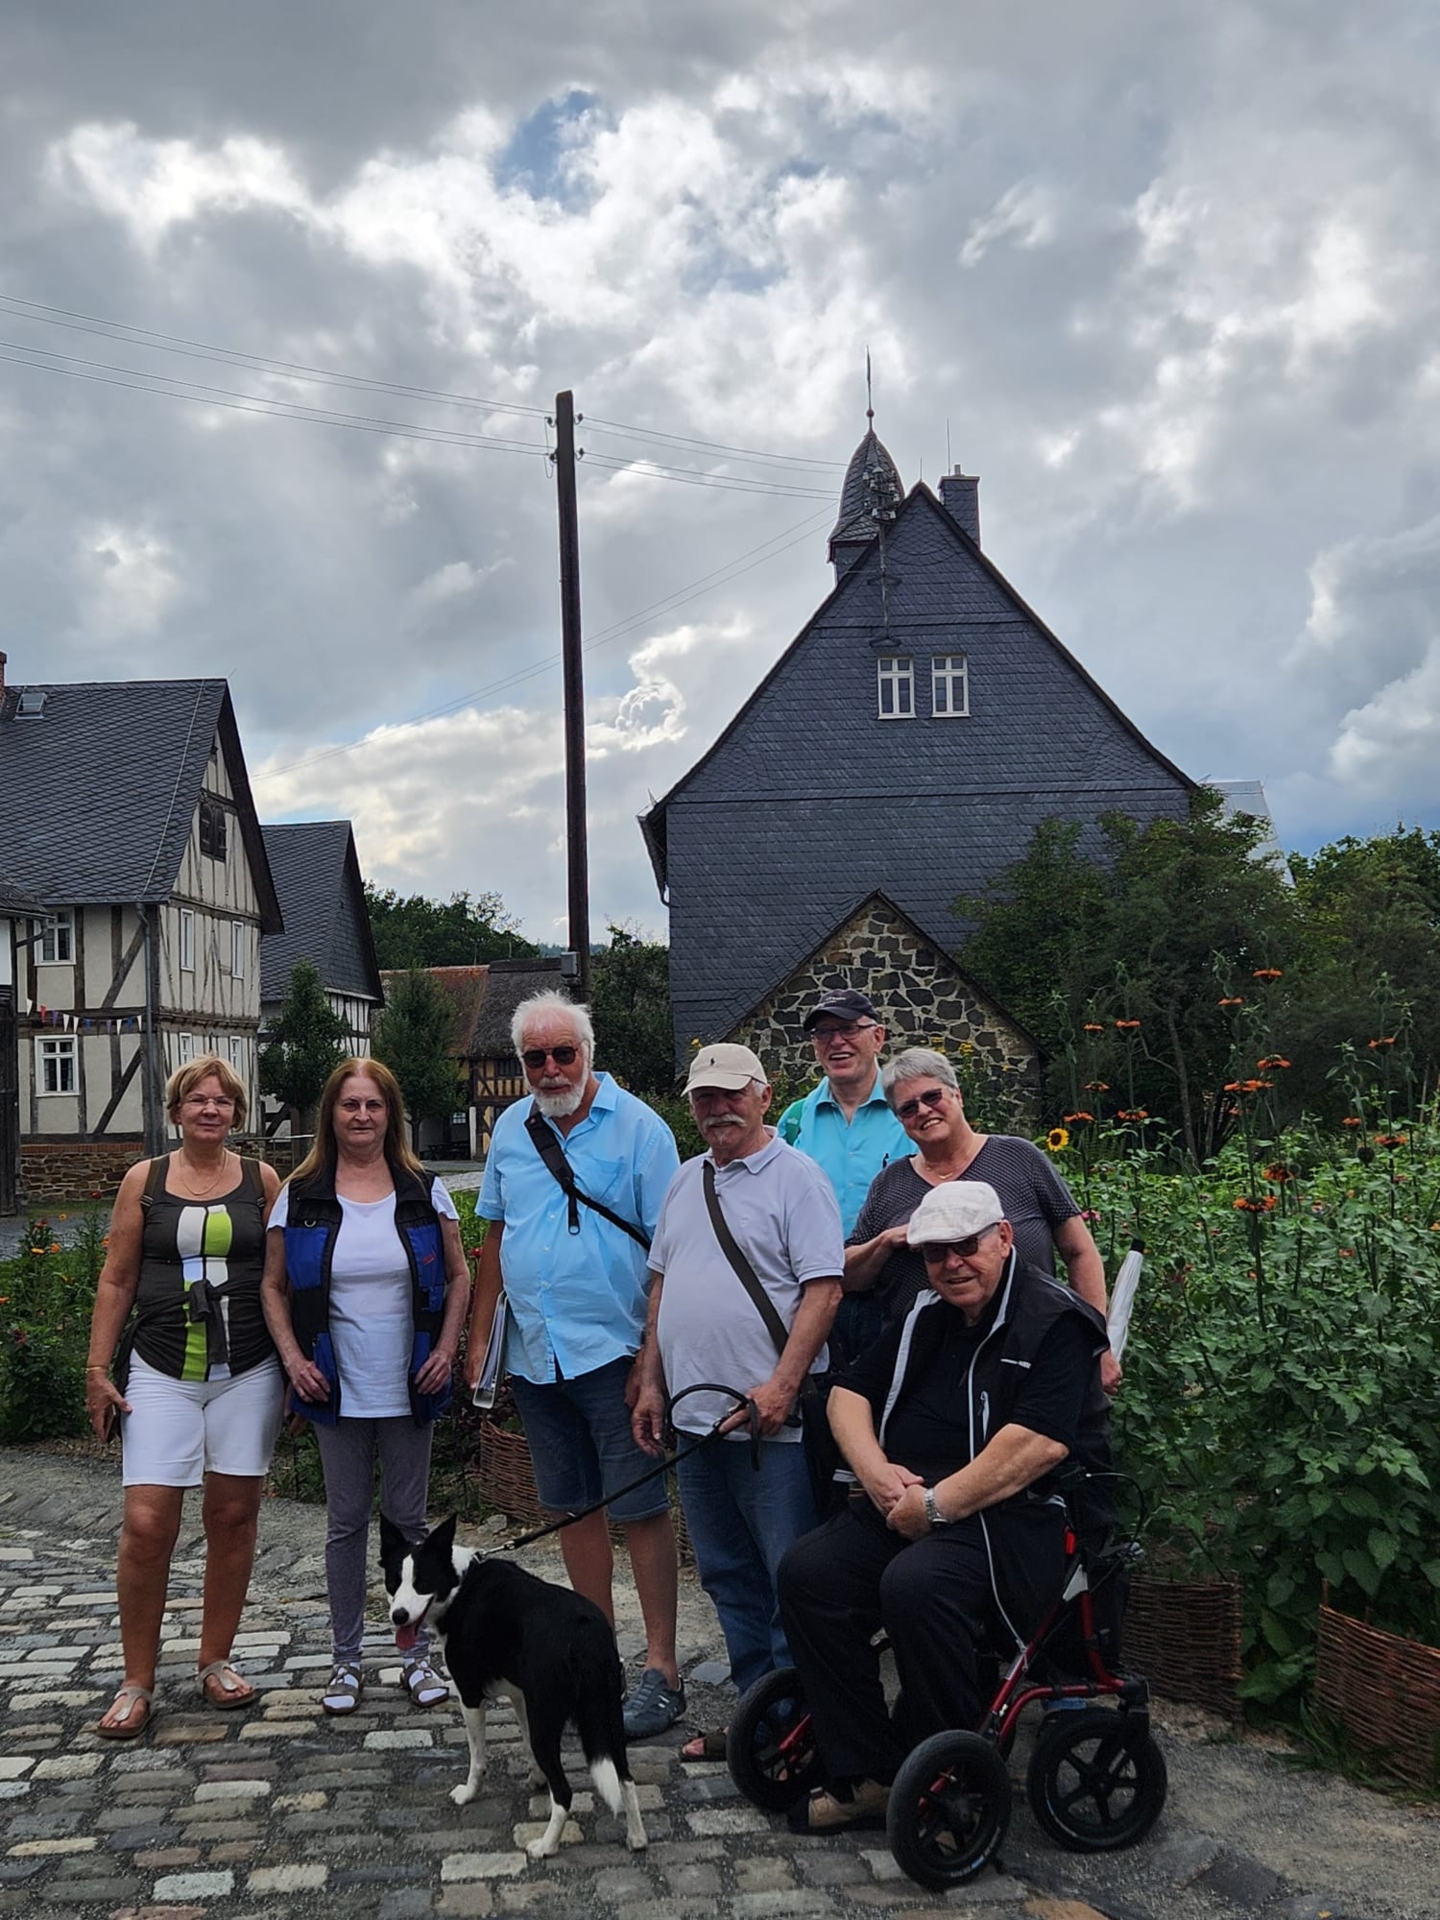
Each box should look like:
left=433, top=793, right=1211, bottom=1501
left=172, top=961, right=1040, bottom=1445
left=922, top=1488, right=949, bottom=1529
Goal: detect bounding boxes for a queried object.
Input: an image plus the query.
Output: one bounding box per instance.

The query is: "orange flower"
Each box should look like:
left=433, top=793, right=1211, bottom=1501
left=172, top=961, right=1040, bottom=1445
left=1263, top=1165, right=1294, bottom=1183
left=1240, top=1079, right=1273, bottom=1093
left=1083, top=1081, right=1110, bottom=1092
left=1373, top=1134, right=1408, bottom=1148
left=1224, top=1081, right=1242, bottom=1092
left=1257, top=1056, right=1290, bottom=1070
left=1115, top=1018, right=1141, bottom=1031
left=1253, top=968, right=1283, bottom=982
left=1234, top=1196, right=1266, bottom=1212
left=1342, top=1116, right=1363, bottom=1128
left=1218, top=995, right=1245, bottom=1007
left=1062, top=1111, right=1094, bottom=1125
left=1117, top=1108, right=1149, bottom=1122
left=1081, top=1022, right=1106, bottom=1034
left=1367, top=1035, right=1396, bottom=1050
left=1338, top=1248, right=1355, bottom=1258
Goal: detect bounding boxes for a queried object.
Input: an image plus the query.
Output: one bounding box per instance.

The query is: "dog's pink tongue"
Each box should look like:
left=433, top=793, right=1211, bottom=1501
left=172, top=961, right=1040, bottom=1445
left=395, top=1622, right=419, bottom=1653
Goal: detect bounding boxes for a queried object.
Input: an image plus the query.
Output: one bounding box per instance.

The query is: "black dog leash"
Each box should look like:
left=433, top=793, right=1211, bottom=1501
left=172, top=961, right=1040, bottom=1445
left=494, top=1382, right=760, bottom=1553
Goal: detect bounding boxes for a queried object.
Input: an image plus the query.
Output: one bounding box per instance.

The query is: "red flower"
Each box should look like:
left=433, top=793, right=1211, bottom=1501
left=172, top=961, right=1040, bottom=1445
left=1253, top=968, right=1283, bottom=982
left=1257, top=1056, right=1290, bottom=1070
left=1117, top=1108, right=1149, bottom=1122
left=1218, top=995, right=1245, bottom=1007
left=1367, top=1035, right=1396, bottom=1050
left=1062, top=1111, right=1095, bottom=1125
left=1081, top=1022, right=1106, bottom=1034
left=1114, top=1018, right=1142, bottom=1031
left=1373, top=1134, right=1408, bottom=1148
left=1341, top=1116, right=1363, bottom=1128
left=1234, top=1196, right=1264, bottom=1212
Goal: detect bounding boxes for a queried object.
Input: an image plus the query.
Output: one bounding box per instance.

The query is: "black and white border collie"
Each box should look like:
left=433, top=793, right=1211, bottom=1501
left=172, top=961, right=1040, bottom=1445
left=380, top=1514, right=647, bottom=1858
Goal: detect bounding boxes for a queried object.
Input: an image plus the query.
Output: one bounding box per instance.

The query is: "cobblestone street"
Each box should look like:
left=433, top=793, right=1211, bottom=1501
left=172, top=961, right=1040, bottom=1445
left=2, top=1448, right=1436, bottom=1920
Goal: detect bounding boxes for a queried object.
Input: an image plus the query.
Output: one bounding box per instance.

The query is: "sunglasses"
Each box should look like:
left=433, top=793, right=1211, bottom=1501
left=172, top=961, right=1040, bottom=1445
left=522, top=1045, right=580, bottom=1069
left=921, top=1226, right=999, bottom=1262
left=811, top=1020, right=877, bottom=1045
left=895, top=1086, right=949, bottom=1123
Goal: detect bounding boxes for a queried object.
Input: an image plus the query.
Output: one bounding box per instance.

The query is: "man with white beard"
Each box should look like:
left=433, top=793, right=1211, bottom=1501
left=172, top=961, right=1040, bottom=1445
left=465, top=991, right=685, bottom=1740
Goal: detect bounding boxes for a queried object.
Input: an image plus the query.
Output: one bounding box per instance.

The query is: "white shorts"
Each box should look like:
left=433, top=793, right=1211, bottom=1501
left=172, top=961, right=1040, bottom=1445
left=121, top=1353, right=286, bottom=1488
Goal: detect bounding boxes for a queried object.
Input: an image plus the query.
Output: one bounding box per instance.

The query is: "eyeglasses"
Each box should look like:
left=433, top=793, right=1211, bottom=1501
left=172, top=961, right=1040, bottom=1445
left=895, top=1086, right=949, bottom=1123
left=811, top=1020, right=877, bottom=1045
left=921, top=1227, right=999, bottom=1262
left=183, top=1095, right=235, bottom=1111
left=522, top=1045, right=580, bottom=1069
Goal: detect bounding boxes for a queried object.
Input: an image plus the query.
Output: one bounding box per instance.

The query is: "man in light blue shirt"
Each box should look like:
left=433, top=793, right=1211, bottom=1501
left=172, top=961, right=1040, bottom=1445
left=465, top=990, right=684, bottom=1739
left=777, top=989, right=909, bottom=1364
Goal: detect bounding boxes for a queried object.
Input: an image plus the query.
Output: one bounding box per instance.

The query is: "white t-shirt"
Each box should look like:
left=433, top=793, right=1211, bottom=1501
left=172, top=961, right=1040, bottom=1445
left=272, top=1177, right=458, bottom=1419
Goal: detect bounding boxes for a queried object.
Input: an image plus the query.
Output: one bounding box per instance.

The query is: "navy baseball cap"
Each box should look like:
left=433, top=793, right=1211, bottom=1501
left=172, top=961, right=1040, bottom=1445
left=803, top=988, right=880, bottom=1031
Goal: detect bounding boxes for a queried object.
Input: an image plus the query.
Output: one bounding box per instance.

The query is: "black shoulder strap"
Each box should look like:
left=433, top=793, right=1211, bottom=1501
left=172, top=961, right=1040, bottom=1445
left=524, top=1110, right=651, bottom=1249
left=702, top=1160, right=788, bottom=1357
left=139, top=1154, right=169, bottom=1214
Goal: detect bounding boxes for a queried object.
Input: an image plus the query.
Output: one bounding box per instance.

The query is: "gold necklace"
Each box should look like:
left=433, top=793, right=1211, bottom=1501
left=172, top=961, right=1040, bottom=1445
left=174, top=1150, right=231, bottom=1200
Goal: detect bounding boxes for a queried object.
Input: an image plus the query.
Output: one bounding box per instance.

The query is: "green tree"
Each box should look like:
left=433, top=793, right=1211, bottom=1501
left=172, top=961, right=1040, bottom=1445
left=590, top=924, right=675, bottom=1094
left=958, top=789, right=1299, bottom=1161
left=259, top=960, right=351, bottom=1125
left=371, top=970, right=462, bottom=1147
left=365, top=884, right=539, bottom=969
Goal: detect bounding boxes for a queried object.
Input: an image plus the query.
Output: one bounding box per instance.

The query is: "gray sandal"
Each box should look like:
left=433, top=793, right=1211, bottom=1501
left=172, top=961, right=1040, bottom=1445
left=321, top=1662, right=363, bottom=1715
left=401, top=1657, right=449, bottom=1708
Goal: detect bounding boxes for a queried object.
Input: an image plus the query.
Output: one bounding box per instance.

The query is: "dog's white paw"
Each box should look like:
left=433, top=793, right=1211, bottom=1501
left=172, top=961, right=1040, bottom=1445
left=450, top=1782, right=477, bottom=1807
left=626, top=1831, right=648, bottom=1852
left=525, top=1834, right=559, bottom=1860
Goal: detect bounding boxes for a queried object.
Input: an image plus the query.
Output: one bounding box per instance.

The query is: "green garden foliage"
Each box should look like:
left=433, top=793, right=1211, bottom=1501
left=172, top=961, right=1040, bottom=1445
left=0, top=1210, right=106, bottom=1442
left=365, top=884, right=539, bottom=969
left=590, top=924, right=675, bottom=1094
left=259, top=959, right=352, bottom=1121
left=371, top=967, right=463, bottom=1145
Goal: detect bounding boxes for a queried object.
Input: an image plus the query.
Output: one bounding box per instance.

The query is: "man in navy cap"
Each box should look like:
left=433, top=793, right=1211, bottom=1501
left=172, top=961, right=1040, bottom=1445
left=778, top=989, right=908, bottom=1365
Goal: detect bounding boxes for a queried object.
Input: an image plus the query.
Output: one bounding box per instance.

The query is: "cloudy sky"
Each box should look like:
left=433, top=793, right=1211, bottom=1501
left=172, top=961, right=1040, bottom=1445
left=4, top=2, right=1438, bottom=942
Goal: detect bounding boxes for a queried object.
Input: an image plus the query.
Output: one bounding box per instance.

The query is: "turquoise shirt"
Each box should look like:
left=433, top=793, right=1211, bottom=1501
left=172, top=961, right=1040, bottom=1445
left=776, top=1073, right=910, bottom=1236
left=478, top=1074, right=680, bottom=1384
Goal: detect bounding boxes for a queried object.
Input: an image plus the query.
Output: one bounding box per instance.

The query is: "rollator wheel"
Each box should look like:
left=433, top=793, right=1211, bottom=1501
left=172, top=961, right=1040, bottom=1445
left=886, top=1730, right=1011, bottom=1891
left=1026, top=1707, right=1167, bottom=1852
left=727, top=1667, right=824, bottom=1811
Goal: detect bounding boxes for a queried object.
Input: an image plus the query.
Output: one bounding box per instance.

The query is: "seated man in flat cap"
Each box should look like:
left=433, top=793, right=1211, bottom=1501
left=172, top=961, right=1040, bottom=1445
left=776, top=1179, right=1112, bottom=1834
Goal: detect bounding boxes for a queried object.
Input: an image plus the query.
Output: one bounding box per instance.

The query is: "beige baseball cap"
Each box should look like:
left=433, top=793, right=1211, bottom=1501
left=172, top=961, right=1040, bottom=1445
left=685, top=1042, right=768, bottom=1092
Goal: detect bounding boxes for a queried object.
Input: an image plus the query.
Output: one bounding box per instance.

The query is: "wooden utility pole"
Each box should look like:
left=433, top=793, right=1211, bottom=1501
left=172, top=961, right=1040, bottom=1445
left=553, top=390, right=591, bottom=1002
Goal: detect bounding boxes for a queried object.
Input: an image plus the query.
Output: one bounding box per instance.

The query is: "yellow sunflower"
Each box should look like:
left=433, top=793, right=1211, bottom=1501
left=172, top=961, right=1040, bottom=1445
left=1045, top=1126, right=1070, bottom=1153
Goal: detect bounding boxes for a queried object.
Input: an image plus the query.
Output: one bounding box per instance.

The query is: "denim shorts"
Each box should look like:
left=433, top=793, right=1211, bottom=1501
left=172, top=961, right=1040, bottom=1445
left=509, top=1356, right=668, bottom=1523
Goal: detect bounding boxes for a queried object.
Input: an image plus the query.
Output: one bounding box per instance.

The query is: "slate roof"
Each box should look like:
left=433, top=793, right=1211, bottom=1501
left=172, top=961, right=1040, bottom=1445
left=260, top=821, right=383, bottom=1006
left=0, top=677, right=282, bottom=928
left=827, top=427, right=903, bottom=557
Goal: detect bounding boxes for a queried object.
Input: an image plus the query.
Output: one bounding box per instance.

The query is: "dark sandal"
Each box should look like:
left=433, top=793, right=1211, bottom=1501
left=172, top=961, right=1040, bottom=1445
left=401, top=1657, right=449, bottom=1708
left=198, top=1660, right=255, bottom=1709
left=681, top=1727, right=729, bottom=1761
left=322, top=1662, right=363, bottom=1715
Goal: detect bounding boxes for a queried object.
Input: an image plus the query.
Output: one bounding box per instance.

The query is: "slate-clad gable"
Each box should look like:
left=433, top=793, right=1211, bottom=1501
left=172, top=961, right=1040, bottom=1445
left=259, top=820, right=381, bottom=1005
left=643, top=466, right=1194, bottom=1062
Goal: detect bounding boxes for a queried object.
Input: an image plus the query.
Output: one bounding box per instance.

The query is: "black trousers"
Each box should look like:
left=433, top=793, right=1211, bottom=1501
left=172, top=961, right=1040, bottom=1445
left=777, top=1502, right=999, bottom=1786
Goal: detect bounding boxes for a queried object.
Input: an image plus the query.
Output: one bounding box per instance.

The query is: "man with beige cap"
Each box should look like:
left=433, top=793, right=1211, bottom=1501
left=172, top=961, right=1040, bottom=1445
left=632, top=1042, right=843, bottom=1758
left=776, top=1178, right=1112, bottom=1833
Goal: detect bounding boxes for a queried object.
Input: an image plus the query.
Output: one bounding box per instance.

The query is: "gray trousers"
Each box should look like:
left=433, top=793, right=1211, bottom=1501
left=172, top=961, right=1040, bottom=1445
left=315, top=1415, right=434, bottom=1663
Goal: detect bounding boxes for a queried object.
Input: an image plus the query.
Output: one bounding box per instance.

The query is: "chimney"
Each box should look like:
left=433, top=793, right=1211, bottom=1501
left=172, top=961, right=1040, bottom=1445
left=939, top=467, right=980, bottom=546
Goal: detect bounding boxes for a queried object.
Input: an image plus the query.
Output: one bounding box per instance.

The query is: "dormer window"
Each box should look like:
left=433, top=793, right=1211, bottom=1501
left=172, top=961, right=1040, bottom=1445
left=932, top=654, right=970, bottom=718
left=877, top=655, right=914, bottom=719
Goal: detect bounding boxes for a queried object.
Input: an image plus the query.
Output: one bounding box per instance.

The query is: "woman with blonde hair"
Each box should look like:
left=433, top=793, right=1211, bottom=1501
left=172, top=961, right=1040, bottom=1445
left=85, top=1053, right=283, bottom=1738
left=261, top=1057, right=470, bottom=1714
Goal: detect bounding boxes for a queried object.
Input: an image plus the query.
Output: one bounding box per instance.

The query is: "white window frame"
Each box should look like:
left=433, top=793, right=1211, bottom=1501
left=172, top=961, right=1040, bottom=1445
left=176, top=1032, right=196, bottom=1066
left=39, top=910, right=75, bottom=965
left=932, top=653, right=971, bottom=718
left=179, top=909, right=196, bottom=973
left=877, top=654, right=915, bottom=719
left=37, top=1035, right=77, bottom=1095
left=228, top=1034, right=244, bottom=1072
left=230, top=920, right=245, bottom=978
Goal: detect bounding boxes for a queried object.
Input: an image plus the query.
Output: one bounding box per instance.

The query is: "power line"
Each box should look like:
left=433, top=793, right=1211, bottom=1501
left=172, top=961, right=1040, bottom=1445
left=581, top=419, right=844, bottom=470
left=253, top=503, right=834, bottom=784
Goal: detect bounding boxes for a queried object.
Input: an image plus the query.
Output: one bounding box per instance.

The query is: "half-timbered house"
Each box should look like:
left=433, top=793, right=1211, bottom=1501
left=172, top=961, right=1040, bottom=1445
left=0, top=660, right=282, bottom=1199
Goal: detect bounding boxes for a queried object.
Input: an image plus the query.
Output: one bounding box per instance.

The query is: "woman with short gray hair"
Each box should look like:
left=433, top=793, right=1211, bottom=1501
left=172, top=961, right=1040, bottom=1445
left=841, top=1049, right=1117, bottom=1389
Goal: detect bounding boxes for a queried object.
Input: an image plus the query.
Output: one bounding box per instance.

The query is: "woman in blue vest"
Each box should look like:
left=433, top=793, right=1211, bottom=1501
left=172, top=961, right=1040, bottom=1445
left=261, top=1057, right=471, bottom=1715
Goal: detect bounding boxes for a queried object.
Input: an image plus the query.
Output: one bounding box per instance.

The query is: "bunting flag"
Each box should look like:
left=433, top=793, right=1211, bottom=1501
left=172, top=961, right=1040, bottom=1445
left=23, top=997, right=145, bottom=1035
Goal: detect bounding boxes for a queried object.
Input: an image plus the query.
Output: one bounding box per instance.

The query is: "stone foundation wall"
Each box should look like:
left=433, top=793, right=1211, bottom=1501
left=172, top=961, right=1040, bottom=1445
left=19, top=1135, right=299, bottom=1206
left=729, top=898, right=1041, bottom=1126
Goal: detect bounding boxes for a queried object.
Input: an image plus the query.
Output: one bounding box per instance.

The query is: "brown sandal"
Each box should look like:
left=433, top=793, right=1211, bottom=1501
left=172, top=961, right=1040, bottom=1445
left=198, top=1660, right=255, bottom=1709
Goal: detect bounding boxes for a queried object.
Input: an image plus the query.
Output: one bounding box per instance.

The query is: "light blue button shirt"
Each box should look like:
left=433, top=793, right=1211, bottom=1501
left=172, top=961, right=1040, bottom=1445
left=777, top=1073, right=910, bottom=1236
left=477, top=1073, right=680, bottom=1384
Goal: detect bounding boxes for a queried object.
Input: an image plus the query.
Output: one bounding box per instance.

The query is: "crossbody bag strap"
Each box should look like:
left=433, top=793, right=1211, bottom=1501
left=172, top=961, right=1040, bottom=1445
left=702, top=1160, right=788, bottom=1357
left=523, top=1110, right=652, bottom=1249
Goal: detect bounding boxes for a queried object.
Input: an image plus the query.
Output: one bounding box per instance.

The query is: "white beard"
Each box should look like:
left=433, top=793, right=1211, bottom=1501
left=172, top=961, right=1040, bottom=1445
left=533, top=1083, right=585, bottom=1119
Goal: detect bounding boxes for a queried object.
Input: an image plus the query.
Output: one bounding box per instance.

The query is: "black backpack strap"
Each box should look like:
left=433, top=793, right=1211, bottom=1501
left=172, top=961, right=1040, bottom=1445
left=139, top=1154, right=169, bottom=1214
left=524, top=1111, right=651, bottom=1249
left=702, top=1160, right=788, bottom=1357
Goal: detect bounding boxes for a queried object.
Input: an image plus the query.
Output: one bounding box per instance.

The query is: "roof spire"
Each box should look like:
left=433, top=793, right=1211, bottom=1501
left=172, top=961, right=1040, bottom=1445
left=866, top=347, right=874, bottom=424
left=827, top=371, right=904, bottom=580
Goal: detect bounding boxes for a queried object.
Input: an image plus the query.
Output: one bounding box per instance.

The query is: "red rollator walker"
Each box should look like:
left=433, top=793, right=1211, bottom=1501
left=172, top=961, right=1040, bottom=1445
left=726, top=1470, right=1168, bottom=1891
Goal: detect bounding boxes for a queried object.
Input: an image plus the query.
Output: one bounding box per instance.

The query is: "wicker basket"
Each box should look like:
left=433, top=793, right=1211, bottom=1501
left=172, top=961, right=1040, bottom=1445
left=471, top=1392, right=693, bottom=1561
left=1124, top=1571, right=1245, bottom=1726
left=1315, top=1598, right=1440, bottom=1790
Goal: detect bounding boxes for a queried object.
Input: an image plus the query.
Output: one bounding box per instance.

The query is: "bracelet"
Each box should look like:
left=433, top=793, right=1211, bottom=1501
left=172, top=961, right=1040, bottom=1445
left=86, top=1365, right=109, bottom=1374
